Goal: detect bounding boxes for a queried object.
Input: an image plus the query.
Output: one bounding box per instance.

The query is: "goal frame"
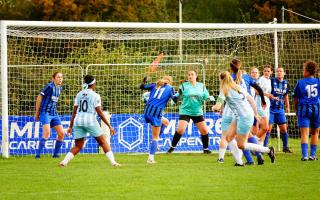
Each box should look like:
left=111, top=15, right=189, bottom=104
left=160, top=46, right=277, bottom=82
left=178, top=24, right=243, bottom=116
left=2, top=20, right=320, bottom=157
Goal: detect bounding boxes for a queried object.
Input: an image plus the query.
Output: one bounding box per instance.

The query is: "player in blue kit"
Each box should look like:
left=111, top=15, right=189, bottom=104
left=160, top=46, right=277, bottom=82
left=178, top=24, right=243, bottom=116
left=293, top=61, right=320, bottom=161
left=60, top=75, right=120, bottom=167
left=267, top=67, right=292, bottom=153
left=34, top=72, right=65, bottom=158
left=140, top=76, right=177, bottom=164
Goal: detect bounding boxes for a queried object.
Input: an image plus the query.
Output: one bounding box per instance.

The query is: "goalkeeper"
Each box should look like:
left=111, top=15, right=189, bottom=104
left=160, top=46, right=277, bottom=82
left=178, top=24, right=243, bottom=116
left=167, top=69, right=215, bottom=154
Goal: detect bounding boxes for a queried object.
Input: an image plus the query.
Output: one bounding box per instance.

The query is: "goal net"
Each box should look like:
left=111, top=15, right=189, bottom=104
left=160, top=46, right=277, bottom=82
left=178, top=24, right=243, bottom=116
left=1, top=22, right=320, bottom=157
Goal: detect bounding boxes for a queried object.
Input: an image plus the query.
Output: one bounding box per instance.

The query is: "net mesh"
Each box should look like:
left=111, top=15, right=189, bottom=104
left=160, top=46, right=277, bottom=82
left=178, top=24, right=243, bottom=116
left=2, top=25, right=320, bottom=155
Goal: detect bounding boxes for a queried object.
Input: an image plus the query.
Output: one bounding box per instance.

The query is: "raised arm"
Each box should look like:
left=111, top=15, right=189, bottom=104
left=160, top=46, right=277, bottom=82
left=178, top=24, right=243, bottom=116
left=67, top=105, right=78, bottom=136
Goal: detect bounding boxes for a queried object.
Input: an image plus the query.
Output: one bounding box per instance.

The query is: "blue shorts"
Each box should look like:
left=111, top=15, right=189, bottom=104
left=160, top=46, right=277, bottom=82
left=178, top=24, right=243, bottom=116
left=236, top=115, right=254, bottom=135
left=297, top=105, right=320, bottom=128
left=73, top=126, right=102, bottom=139
left=269, top=110, right=286, bottom=125
left=221, top=115, right=235, bottom=131
left=39, top=112, right=61, bottom=128
left=144, top=114, right=161, bottom=127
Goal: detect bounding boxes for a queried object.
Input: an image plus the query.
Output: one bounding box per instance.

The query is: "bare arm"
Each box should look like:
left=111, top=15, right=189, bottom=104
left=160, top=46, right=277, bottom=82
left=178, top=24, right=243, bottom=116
left=67, top=105, right=78, bottom=136
left=284, top=95, right=290, bottom=113
left=246, top=94, right=259, bottom=118
left=293, top=97, right=298, bottom=115
left=96, top=106, right=116, bottom=135
left=34, top=95, right=43, bottom=121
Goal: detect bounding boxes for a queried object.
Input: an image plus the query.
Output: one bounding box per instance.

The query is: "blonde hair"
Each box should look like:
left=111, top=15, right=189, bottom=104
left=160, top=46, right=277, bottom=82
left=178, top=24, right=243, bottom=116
left=250, top=67, right=259, bottom=73
left=219, top=71, right=242, bottom=96
left=156, top=75, right=173, bottom=88
left=230, top=59, right=242, bottom=85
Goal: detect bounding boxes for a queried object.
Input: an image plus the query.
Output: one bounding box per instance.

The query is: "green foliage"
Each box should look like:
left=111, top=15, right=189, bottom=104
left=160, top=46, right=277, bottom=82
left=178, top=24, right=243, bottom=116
left=1, top=0, right=319, bottom=23
left=1, top=149, right=320, bottom=200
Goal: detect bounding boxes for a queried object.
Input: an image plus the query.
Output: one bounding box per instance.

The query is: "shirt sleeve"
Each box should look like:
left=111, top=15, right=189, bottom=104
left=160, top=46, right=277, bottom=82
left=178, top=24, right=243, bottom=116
left=203, top=86, right=209, bottom=100
left=292, top=81, right=300, bottom=98
left=142, top=83, right=156, bottom=90
left=284, top=81, right=289, bottom=96
left=217, top=90, right=226, bottom=102
left=40, top=84, right=51, bottom=96
left=94, top=94, right=102, bottom=108
left=74, top=93, right=79, bottom=106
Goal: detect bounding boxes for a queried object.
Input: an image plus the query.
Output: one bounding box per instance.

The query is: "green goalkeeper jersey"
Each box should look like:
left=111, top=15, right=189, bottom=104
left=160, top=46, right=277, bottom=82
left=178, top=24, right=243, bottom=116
left=178, top=82, right=209, bottom=116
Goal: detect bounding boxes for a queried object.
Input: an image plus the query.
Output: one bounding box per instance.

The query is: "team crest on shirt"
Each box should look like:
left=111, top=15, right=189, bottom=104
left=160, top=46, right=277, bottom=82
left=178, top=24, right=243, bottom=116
left=51, top=96, right=59, bottom=102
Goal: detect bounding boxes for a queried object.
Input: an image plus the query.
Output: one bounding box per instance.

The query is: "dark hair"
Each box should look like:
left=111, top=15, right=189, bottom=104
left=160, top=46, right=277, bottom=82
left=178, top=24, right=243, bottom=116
left=52, top=71, right=62, bottom=78
left=230, top=59, right=242, bottom=84
left=230, top=59, right=241, bottom=73
left=84, top=75, right=95, bottom=84
left=304, top=60, right=318, bottom=76
left=263, top=64, right=272, bottom=70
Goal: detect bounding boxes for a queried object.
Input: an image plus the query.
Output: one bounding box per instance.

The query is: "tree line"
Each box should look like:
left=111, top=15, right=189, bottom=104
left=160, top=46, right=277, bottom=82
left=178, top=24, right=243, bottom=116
left=0, top=0, right=319, bottom=23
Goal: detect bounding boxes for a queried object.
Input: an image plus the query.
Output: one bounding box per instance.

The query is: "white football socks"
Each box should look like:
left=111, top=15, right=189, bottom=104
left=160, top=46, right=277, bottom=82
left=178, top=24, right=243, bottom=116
left=228, top=139, right=243, bottom=165
left=106, top=151, right=117, bottom=165
left=60, top=152, right=74, bottom=166
left=244, top=143, right=270, bottom=153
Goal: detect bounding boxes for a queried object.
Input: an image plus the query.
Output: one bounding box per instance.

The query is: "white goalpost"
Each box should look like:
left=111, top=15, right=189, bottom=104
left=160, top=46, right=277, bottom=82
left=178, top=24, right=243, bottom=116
left=1, top=21, right=320, bottom=157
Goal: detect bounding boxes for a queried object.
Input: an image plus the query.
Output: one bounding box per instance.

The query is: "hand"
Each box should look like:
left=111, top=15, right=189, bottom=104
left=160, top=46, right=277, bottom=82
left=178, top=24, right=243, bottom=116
left=110, top=127, right=116, bottom=136
left=67, top=127, right=72, bottom=136
left=212, top=104, right=221, bottom=112
left=255, top=115, right=262, bottom=124
left=34, top=113, right=39, bottom=121
left=142, top=76, right=150, bottom=84
left=271, top=95, right=279, bottom=101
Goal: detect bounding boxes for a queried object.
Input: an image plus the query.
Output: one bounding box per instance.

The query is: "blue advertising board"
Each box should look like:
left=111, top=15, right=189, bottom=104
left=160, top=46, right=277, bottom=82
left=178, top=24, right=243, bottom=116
left=0, top=112, right=222, bottom=155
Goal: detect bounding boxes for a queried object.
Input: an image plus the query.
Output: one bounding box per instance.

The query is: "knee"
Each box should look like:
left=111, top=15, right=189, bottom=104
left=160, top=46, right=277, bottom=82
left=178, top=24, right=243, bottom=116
left=262, top=126, right=269, bottom=132
left=237, top=143, right=245, bottom=150
left=176, top=128, right=185, bottom=135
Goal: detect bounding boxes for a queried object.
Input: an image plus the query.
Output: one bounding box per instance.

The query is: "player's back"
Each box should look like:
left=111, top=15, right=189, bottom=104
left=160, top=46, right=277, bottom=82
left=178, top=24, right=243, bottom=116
left=74, top=89, right=101, bottom=126
left=144, top=83, right=174, bottom=118
left=147, top=84, right=174, bottom=109
left=294, top=77, right=320, bottom=105
left=225, top=87, right=253, bottom=117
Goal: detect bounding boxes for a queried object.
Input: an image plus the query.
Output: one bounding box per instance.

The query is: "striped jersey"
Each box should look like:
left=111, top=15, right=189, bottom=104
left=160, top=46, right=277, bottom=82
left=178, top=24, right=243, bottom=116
left=39, top=82, right=62, bottom=115
left=270, top=78, right=289, bottom=112
left=74, top=89, right=102, bottom=126
left=178, top=82, right=209, bottom=116
left=142, top=83, right=175, bottom=118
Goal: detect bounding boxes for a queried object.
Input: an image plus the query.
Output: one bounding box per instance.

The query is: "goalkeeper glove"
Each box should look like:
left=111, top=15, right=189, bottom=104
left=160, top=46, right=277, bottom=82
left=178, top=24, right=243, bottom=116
left=207, top=95, right=215, bottom=102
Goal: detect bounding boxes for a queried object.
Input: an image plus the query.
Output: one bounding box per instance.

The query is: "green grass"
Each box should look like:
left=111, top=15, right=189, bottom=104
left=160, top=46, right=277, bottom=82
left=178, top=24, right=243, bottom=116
left=1, top=151, right=319, bottom=200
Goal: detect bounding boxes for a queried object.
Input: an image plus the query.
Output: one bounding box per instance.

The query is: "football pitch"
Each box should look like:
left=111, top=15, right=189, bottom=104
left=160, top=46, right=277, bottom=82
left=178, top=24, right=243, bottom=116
left=1, top=151, right=319, bottom=200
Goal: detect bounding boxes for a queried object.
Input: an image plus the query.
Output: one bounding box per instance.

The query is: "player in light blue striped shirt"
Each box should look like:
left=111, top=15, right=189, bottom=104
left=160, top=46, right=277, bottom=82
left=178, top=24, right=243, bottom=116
left=218, top=71, right=275, bottom=165
left=60, top=75, right=120, bottom=167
